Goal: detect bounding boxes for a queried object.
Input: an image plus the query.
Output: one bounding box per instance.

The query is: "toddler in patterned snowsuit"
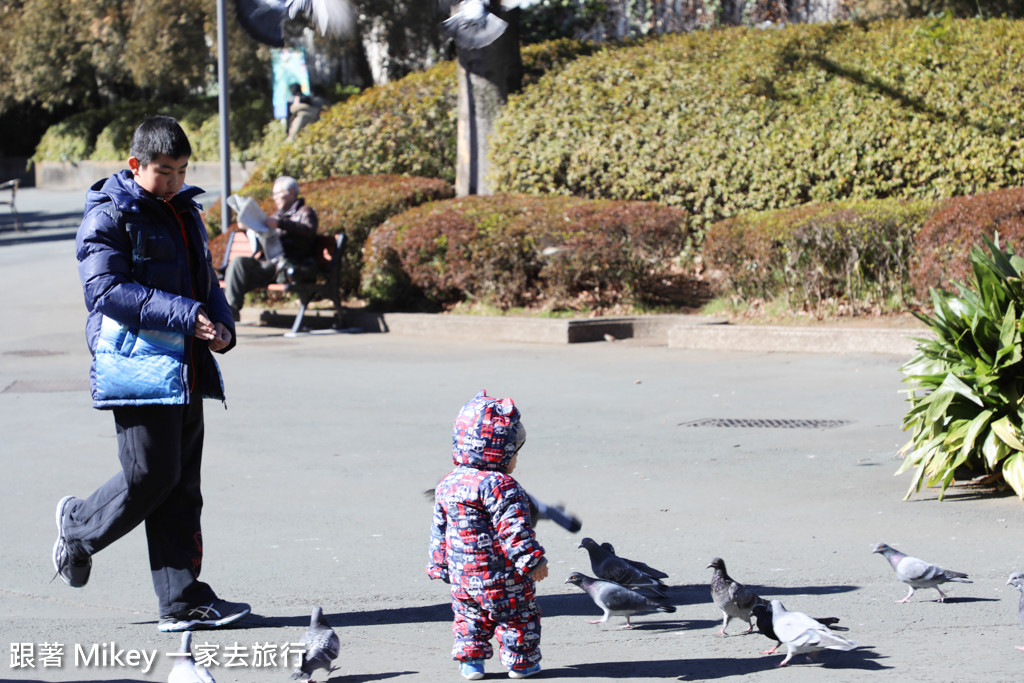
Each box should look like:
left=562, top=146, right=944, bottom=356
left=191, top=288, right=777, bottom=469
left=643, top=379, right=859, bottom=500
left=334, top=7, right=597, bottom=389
left=427, top=390, right=548, bottom=680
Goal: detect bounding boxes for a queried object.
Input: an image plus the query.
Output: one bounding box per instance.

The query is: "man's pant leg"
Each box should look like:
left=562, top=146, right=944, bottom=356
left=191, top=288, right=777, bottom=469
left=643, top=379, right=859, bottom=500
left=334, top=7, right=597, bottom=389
left=224, top=256, right=276, bottom=311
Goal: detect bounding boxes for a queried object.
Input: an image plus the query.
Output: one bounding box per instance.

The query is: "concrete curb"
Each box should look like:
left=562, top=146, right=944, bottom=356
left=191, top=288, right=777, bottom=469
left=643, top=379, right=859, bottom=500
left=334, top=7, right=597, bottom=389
left=251, top=308, right=930, bottom=355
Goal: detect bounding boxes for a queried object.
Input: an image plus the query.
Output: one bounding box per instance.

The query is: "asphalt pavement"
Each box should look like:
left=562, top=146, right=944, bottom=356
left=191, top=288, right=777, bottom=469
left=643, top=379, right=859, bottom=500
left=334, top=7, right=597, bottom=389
left=3, top=188, right=1022, bottom=683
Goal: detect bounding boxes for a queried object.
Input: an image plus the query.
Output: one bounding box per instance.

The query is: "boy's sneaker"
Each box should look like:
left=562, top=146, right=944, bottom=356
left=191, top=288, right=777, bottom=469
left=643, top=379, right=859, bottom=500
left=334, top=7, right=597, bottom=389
left=508, top=663, right=541, bottom=679
left=459, top=659, right=485, bottom=680
left=158, top=598, right=251, bottom=632
left=52, top=496, right=91, bottom=588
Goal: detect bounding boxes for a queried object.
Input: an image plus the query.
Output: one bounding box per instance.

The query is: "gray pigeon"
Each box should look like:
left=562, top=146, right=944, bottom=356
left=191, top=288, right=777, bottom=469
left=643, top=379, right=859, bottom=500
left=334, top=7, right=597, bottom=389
left=707, top=557, right=766, bottom=635
left=579, top=538, right=667, bottom=596
left=599, top=542, right=669, bottom=580
left=168, top=631, right=215, bottom=683
left=289, top=606, right=340, bottom=682
left=441, top=0, right=508, bottom=50
left=565, top=571, right=675, bottom=629
left=872, top=542, right=972, bottom=603
left=770, top=599, right=858, bottom=667
left=1007, top=572, right=1024, bottom=651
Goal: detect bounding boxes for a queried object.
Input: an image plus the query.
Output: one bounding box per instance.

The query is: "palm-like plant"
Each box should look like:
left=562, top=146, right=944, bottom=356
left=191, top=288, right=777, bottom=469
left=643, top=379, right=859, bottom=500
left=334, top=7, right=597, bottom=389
left=899, top=235, right=1024, bottom=500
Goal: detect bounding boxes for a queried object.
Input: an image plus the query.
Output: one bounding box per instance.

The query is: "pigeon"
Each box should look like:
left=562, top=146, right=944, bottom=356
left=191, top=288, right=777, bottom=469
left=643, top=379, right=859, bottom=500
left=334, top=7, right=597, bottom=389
left=707, top=557, right=766, bottom=635
left=528, top=493, right=583, bottom=533
left=289, top=606, right=340, bottom=682
left=751, top=602, right=842, bottom=655
left=579, top=537, right=667, bottom=596
left=1007, top=572, right=1024, bottom=651
left=872, top=542, right=972, bottom=603
left=770, top=599, right=858, bottom=667
left=168, top=632, right=215, bottom=683
left=441, top=0, right=508, bottom=50
left=599, top=542, right=669, bottom=580
left=235, top=0, right=355, bottom=47
left=565, top=571, right=675, bottom=629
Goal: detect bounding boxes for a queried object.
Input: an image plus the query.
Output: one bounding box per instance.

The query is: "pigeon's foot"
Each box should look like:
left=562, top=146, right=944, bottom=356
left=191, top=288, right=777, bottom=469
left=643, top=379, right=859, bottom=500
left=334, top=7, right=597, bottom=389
left=587, top=619, right=603, bottom=624
left=895, top=597, right=911, bottom=604
left=618, top=624, right=635, bottom=630
left=1015, top=645, right=1024, bottom=651
left=760, top=646, right=780, bottom=655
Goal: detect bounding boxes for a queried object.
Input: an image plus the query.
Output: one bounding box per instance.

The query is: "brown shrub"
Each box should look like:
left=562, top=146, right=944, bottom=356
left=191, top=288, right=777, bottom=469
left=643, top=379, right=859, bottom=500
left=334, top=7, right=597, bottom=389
left=360, top=194, right=696, bottom=312
left=911, top=187, right=1024, bottom=300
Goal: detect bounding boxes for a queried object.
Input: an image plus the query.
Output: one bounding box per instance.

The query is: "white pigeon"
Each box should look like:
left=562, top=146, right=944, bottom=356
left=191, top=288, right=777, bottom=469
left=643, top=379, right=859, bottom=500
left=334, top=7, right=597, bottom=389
left=770, top=599, right=858, bottom=667
left=235, top=0, right=354, bottom=47
left=290, top=605, right=340, bottom=682
left=168, top=631, right=215, bottom=683
left=872, top=542, right=972, bottom=603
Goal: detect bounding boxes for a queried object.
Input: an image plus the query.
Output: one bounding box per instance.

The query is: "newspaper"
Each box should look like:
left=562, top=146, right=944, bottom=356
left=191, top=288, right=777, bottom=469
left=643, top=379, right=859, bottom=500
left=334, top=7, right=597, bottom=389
left=226, top=195, right=284, bottom=263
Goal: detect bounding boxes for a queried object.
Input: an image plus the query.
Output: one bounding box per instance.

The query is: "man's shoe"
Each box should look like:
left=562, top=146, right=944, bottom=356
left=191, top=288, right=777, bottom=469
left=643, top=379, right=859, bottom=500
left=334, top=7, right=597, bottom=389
left=508, top=663, right=541, bottom=679
left=158, top=598, right=251, bottom=632
left=460, top=659, right=485, bottom=680
left=52, top=496, right=91, bottom=588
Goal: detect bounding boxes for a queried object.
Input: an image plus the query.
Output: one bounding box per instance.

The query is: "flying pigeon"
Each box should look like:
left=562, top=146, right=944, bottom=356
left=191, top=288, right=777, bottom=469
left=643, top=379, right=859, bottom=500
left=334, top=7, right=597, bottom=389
left=441, top=0, right=508, bottom=50
left=707, top=557, right=766, bottom=635
left=1007, top=572, right=1024, bottom=651
left=168, top=632, right=215, bottom=683
left=528, top=493, right=583, bottom=533
left=564, top=571, right=675, bottom=629
left=235, top=0, right=355, bottom=47
left=289, top=606, right=340, bottom=682
left=579, top=538, right=667, bottom=596
left=872, top=542, right=972, bottom=603
left=751, top=602, right=842, bottom=655
left=770, top=599, right=858, bottom=667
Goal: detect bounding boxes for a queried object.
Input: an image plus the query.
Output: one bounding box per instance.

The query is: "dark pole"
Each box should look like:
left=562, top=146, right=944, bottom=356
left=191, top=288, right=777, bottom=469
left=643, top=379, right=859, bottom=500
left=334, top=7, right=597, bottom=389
left=217, top=0, right=231, bottom=234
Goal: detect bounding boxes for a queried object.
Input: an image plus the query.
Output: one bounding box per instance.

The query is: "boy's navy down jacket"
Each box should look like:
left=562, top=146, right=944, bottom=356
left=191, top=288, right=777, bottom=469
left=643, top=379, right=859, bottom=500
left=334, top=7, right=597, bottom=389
left=76, top=170, right=235, bottom=408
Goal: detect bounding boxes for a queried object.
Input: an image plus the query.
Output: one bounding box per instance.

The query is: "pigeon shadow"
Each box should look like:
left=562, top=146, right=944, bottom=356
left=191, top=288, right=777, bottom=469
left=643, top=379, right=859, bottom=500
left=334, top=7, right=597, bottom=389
left=746, top=584, right=860, bottom=598
left=907, top=596, right=999, bottom=605
left=331, top=671, right=416, bottom=682
left=240, top=603, right=452, bottom=629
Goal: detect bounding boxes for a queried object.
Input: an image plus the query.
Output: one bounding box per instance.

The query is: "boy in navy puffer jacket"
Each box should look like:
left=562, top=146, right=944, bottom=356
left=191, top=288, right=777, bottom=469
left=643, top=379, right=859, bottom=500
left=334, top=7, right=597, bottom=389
left=428, top=390, right=548, bottom=680
left=53, top=116, right=249, bottom=632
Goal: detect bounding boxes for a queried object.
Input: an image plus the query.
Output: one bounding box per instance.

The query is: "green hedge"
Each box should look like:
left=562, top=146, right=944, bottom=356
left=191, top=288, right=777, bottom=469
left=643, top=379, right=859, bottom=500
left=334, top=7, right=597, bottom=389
left=704, top=198, right=938, bottom=314
left=360, top=194, right=695, bottom=312
left=490, top=19, right=1024, bottom=233
left=33, top=95, right=272, bottom=163
left=207, top=175, right=454, bottom=296
left=250, top=39, right=598, bottom=185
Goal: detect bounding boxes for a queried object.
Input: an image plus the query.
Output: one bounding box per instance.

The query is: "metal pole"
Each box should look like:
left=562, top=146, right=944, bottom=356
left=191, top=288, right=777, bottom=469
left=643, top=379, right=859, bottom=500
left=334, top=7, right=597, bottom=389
left=217, top=0, right=231, bottom=234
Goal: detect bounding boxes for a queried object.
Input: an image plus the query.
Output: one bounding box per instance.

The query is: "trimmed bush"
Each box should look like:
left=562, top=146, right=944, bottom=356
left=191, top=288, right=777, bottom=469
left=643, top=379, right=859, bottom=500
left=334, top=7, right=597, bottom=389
left=206, top=175, right=454, bottom=296
left=704, top=198, right=938, bottom=314
left=490, top=19, right=1024, bottom=233
left=250, top=39, right=598, bottom=185
left=911, top=187, right=1024, bottom=301
left=360, top=194, right=696, bottom=312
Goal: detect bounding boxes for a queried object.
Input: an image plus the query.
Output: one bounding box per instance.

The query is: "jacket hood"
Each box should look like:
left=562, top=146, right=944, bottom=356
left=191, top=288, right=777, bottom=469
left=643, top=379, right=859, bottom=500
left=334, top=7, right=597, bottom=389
left=85, top=169, right=203, bottom=216
left=452, top=389, right=526, bottom=471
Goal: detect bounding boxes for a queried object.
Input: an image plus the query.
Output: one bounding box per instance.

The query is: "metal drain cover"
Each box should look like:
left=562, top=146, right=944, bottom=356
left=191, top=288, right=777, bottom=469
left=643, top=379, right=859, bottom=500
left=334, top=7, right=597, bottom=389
left=2, top=379, right=90, bottom=394
left=680, top=418, right=852, bottom=429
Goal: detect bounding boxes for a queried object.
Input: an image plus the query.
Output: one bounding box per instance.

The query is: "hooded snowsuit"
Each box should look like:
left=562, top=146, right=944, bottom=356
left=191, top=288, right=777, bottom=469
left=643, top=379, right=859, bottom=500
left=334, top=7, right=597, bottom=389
left=427, top=391, right=545, bottom=669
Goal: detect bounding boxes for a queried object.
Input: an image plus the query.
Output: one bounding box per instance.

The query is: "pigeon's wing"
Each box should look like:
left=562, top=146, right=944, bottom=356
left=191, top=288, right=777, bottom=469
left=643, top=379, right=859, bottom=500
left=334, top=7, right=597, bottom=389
left=286, top=0, right=355, bottom=37
left=442, top=1, right=509, bottom=50
left=620, top=556, right=669, bottom=580
left=772, top=607, right=826, bottom=643
left=895, top=555, right=947, bottom=583
left=235, top=0, right=288, bottom=47
left=302, top=626, right=340, bottom=672
left=729, top=581, right=763, bottom=612
left=595, top=582, right=653, bottom=612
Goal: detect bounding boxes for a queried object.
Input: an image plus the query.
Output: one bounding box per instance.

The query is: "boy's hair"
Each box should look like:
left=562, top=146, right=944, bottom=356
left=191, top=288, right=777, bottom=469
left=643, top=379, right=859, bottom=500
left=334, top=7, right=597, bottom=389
left=130, top=115, right=192, bottom=166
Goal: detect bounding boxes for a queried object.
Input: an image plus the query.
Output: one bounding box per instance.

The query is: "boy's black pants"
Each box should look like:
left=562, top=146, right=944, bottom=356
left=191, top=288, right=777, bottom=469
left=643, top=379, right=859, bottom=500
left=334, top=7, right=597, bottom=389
left=63, top=401, right=217, bottom=617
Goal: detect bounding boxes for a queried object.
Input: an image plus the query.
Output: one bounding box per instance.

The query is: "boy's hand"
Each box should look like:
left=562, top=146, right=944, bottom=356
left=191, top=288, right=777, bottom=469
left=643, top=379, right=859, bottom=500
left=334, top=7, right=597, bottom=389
left=210, top=322, right=232, bottom=351
left=194, top=311, right=217, bottom=340
left=528, top=564, right=549, bottom=582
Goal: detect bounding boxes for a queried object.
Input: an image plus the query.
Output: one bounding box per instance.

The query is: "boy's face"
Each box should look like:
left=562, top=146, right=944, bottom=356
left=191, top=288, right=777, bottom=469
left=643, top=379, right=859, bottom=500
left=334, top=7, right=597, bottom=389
left=128, top=154, right=189, bottom=201
left=506, top=452, right=518, bottom=475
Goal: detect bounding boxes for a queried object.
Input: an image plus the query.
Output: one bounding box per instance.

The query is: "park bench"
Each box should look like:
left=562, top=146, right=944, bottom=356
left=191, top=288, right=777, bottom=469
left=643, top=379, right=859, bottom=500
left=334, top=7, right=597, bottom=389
left=0, top=179, right=22, bottom=231
left=217, top=228, right=347, bottom=335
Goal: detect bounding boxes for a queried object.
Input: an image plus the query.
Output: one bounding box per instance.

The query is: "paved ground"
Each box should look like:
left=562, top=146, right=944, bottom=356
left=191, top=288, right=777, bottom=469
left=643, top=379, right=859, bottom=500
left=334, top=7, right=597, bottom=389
left=2, top=190, right=1023, bottom=682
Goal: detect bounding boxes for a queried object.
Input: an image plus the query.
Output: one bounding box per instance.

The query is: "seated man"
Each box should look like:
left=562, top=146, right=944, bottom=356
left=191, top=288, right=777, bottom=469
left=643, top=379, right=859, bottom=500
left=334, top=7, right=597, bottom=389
left=225, top=175, right=318, bottom=320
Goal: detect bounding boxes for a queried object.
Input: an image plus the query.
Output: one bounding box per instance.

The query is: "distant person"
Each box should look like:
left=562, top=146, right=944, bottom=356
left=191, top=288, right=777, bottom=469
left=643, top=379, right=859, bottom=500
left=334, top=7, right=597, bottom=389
left=224, top=175, right=318, bottom=320
left=287, top=82, right=323, bottom=139
left=58, top=115, right=249, bottom=632
left=427, top=390, right=547, bottom=680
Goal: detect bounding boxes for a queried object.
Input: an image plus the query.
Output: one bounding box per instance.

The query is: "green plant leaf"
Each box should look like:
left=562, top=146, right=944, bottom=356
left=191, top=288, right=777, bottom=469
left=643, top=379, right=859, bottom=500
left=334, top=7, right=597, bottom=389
left=1001, top=452, right=1024, bottom=500
left=991, top=415, right=1024, bottom=451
